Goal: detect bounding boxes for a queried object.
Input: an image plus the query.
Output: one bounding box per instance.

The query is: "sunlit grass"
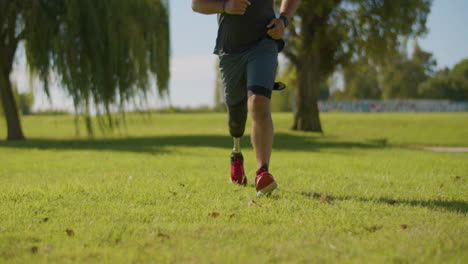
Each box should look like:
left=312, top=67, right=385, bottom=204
left=0, top=113, right=467, bottom=263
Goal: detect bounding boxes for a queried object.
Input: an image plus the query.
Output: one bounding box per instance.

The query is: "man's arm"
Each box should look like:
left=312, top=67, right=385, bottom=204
left=192, top=0, right=251, bottom=15
left=279, top=0, right=301, bottom=19
left=267, top=0, right=301, bottom=40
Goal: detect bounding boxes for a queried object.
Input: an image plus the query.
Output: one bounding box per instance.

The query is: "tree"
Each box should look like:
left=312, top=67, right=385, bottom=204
left=449, top=59, right=468, bottom=100
left=1, top=0, right=170, bottom=140
left=0, top=82, right=33, bottom=118
left=271, top=65, right=295, bottom=112
left=342, top=60, right=380, bottom=99
left=381, top=42, right=435, bottom=99
left=418, top=68, right=451, bottom=99
left=419, top=59, right=468, bottom=100
left=281, top=0, right=431, bottom=132
left=0, top=83, right=21, bottom=117
left=271, top=65, right=330, bottom=112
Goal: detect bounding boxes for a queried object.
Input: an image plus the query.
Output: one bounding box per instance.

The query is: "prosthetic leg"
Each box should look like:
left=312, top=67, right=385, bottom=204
left=227, top=83, right=286, bottom=186
left=228, top=99, right=248, bottom=185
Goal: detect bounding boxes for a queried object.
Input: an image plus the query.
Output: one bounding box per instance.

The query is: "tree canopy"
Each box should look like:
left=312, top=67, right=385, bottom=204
left=279, top=0, right=432, bottom=131
left=381, top=44, right=432, bottom=99
left=1, top=0, right=170, bottom=139
left=419, top=59, right=468, bottom=101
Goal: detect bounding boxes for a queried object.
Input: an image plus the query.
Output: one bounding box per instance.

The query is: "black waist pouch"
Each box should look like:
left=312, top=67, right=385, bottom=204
left=266, top=35, right=285, bottom=53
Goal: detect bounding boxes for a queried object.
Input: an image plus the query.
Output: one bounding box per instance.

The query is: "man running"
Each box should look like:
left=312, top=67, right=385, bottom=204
left=192, top=0, right=300, bottom=196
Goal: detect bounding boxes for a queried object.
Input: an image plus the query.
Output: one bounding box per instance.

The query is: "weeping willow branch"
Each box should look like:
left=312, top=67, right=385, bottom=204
left=22, top=0, right=171, bottom=135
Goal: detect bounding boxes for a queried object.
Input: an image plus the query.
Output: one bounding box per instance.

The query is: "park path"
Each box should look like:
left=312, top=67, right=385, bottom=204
left=410, top=146, right=468, bottom=152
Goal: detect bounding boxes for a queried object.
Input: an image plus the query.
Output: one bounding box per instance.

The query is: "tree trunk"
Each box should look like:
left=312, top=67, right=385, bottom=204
left=0, top=72, right=25, bottom=140
left=292, top=53, right=323, bottom=133
left=1, top=9, right=24, bottom=141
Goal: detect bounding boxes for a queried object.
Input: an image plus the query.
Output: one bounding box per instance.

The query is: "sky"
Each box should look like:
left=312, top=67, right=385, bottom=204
left=11, top=0, right=468, bottom=111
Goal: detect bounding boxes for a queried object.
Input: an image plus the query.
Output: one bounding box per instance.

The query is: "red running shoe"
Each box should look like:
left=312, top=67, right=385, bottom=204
left=255, top=168, right=277, bottom=196
left=231, top=152, right=247, bottom=185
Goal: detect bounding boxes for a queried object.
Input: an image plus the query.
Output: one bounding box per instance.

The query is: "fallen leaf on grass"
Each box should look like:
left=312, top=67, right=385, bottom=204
left=65, top=229, right=75, bottom=237
left=30, top=246, right=38, bottom=254
left=320, top=193, right=333, bottom=204
left=209, top=212, right=220, bottom=218
left=401, top=224, right=408, bottom=230
left=157, top=232, right=170, bottom=239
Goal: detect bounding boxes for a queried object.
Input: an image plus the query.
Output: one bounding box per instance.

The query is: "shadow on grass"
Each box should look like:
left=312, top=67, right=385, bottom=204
left=0, top=133, right=384, bottom=155
left=301, top=192, right=468, bottom=214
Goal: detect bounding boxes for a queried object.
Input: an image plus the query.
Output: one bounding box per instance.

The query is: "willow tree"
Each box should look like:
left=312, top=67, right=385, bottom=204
left=0, top=0, right=170, bottom=140
left=281, top=0, right=431, bottom=132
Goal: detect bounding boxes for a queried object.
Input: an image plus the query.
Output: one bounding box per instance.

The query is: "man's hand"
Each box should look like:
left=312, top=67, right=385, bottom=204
left=224, top=0, right=251, bottom=15
left=266, top=18, right=286, bottom=40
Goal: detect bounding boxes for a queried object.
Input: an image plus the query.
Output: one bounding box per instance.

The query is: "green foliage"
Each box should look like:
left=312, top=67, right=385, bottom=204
left=342, top=60, right=381, bottom=99
left=0, top=113, right=467, bottom=262
left=2, top=0, right=170, bottom=133
left=18, top=91, right=34, bottom=115
left=155, top=105, right=216, bottom=113
left=283, top=0, right=432, bottom=75
left=275, top=0, right=432, bottom=130
left=33, top=109, right=71, bottom=116
left=412, top=42, right=437, bottom=75
left=419, top=59, right=468, bottom=100
left=382, top=58, right=427, bottom=99
left=418, top=68, right=451, bottom=99
left=271, top=65, right=329, bottom=112
left=336, top=42, right=440, bottom=100
left=271, top=66, right=295, bottom=112
left=381, top=43, right=434, bottom=99
left=448, top=59, right=468, bottom=100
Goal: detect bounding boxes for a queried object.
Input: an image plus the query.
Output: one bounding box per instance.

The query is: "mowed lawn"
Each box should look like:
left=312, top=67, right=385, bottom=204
left=0, top=113, right=467, bottom=263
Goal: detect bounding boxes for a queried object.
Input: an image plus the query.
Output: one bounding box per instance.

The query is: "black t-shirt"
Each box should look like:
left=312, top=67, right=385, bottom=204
left=214, top=0, right=275, bottom=55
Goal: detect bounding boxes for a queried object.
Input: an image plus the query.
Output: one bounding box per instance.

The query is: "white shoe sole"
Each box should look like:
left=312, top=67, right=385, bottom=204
left=256, top=181, right=278, bottom=197
left=230, top=175, right=247, bottom=185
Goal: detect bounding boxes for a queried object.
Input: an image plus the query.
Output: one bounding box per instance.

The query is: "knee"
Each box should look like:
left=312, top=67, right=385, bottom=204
left=248, top=95, right=271, bottom=121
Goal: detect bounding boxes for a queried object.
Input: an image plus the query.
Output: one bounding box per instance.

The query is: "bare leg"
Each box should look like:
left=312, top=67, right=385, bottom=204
left=248, top=95, right=273, bottom=170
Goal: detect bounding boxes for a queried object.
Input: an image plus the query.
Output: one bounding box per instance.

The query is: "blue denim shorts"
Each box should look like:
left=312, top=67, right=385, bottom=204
left=219, top=38, right=278, bottom=106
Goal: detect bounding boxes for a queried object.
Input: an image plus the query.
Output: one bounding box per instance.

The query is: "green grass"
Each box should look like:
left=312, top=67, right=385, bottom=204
left=0, top=113, right=467, bottom=263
